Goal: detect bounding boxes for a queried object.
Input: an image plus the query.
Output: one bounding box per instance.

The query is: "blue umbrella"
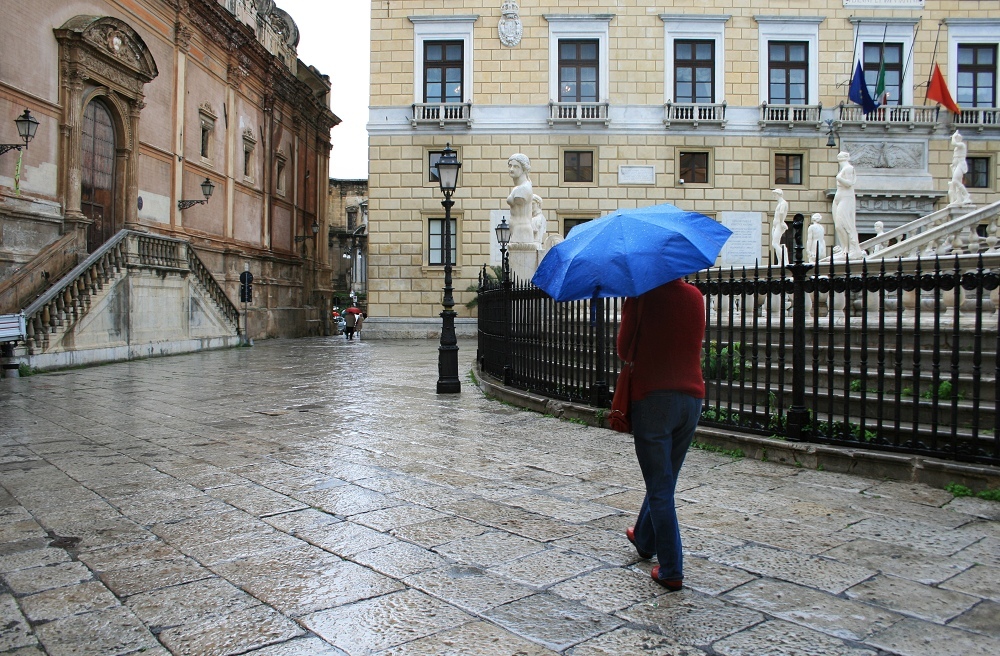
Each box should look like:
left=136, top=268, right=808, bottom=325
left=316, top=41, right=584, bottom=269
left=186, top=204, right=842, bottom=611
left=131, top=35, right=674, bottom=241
left=531, top=203, right=732, bottom=301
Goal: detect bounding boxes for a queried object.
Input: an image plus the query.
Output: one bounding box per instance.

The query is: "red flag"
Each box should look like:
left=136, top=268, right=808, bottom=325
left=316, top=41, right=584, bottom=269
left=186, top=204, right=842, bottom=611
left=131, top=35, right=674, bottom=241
left=926, top=64, right=961, bottom=114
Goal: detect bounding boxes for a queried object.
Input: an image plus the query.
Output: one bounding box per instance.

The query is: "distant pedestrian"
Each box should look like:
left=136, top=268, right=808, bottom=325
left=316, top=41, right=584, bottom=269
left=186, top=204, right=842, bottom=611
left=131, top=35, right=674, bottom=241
left=344, top=307, right=358, bottom=339
left=355, top=312, right=366, bottom=338
left=618, top=279, right=705, bottom=592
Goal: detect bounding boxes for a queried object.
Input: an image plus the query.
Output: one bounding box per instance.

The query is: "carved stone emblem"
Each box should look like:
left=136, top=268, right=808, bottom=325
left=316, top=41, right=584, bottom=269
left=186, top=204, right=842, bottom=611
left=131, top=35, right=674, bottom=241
left=498, top=0, right=522, bottom=48
left=844, top=141, right=924, bottom=170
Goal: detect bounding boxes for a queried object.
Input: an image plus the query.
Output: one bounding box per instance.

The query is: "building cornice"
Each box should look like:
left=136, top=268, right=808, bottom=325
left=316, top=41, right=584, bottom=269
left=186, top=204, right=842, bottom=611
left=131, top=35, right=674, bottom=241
left=754, top=15, right=825, bottom=24
left=408, top=15, right=479, bottom=24
left=543, top=14, right=615, bottom=23
left=659, top=14, right=731, bottom=23
left=849, top=17, right=920, bottom=26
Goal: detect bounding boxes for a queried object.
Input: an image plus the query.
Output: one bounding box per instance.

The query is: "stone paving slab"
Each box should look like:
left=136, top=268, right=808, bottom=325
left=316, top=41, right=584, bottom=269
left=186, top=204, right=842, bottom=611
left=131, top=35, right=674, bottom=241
left=0, top=337, right=997, bottom=655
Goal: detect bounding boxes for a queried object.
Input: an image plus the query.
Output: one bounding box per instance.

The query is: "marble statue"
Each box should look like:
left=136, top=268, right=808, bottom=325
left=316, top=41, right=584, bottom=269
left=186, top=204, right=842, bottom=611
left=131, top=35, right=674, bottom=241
left=507, top=153, right=535, bottom=244
left=871, top=220, right=886, bottom=255
left=771, top=189, right=789, bottom=264
left=531, top=194, right=547, bottom=246
left=505, top=153, right=542, bottom=279
left=832, top=151, right=863, bottom=260
left=806, top=213, right=826, bottom=264
left=948, top=131, right=972, bottom=207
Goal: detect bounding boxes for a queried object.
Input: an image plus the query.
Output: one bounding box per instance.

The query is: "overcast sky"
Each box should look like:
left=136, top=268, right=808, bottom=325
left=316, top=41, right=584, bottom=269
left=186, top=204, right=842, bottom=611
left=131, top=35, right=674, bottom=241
left=278, top=1, right=370, bottom=180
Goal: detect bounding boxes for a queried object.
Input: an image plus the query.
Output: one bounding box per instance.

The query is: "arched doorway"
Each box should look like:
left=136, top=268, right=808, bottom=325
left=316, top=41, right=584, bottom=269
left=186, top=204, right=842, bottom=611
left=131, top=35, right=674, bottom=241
left=81, top=100, right=118, bottom=253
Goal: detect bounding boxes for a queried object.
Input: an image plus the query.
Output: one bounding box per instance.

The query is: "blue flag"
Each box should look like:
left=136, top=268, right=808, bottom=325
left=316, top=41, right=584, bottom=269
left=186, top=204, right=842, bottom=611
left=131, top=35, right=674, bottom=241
left=848, top=61, right=877, bottom=115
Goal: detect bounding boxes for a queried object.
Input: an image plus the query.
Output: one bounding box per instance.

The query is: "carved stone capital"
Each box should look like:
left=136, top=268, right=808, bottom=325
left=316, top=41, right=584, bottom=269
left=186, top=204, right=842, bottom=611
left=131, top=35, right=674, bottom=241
left=175, top=23, right=193, bottom=52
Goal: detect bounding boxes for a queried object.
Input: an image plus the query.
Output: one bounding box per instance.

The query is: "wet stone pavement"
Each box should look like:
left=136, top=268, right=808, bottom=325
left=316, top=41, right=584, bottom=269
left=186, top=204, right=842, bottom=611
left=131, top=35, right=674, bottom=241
left=0, top=337, right=998, bottom=656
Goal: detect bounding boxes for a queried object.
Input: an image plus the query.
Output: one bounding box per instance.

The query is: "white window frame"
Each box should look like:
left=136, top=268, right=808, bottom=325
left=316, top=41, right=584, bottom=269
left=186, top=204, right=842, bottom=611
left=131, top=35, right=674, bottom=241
left=544, top=14, right=613, bottom=103
left=754, top=16, right=824, bottom=106
left=409, top=15, right=478, bottom=105
left=945, top=19, right=1000, bottom=108
left=660, top=14, right=729, bottom=104
left=851, top=18, right=917, bottom=105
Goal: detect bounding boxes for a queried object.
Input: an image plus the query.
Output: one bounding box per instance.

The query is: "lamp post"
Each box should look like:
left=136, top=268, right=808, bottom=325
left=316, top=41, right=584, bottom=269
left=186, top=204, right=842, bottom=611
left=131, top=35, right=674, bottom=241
left=494, top=217, right=513, bottom=384
left=0, top=109, right=40, bottom=156
left=295, top=220, right=320, bottom=243
left=824, top=119, right=838, bottom=149
left=178, top=177, right=215, bottom=210
left=436, top=143, right=462, bottom=393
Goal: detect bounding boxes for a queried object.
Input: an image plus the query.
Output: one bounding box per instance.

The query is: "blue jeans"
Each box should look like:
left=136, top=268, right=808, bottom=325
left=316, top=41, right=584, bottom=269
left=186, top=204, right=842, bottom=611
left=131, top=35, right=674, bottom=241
left=631, top=391, right=702, bottom=581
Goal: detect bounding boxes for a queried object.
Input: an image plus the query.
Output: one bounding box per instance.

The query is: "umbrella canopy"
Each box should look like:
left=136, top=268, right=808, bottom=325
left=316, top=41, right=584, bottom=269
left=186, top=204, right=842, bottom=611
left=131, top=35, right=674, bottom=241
left=531, top=203, right=732, bottom=302
left=345, top=306, right=362, bottom=315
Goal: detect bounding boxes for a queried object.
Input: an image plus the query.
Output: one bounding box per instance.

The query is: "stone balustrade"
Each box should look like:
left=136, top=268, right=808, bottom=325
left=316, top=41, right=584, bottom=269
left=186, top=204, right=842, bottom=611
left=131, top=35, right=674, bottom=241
left=21, top=231, right=239, bottom=355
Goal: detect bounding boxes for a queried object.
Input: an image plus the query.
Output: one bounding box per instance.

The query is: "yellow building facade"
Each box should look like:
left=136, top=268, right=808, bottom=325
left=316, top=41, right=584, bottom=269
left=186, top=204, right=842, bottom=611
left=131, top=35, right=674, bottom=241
left=367, top=0, right=1000, bottom=337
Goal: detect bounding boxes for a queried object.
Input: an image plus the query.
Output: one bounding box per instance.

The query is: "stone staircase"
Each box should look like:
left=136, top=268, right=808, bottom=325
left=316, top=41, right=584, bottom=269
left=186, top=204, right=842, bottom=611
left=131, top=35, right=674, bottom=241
left=4, top=230, right=240, bottom=371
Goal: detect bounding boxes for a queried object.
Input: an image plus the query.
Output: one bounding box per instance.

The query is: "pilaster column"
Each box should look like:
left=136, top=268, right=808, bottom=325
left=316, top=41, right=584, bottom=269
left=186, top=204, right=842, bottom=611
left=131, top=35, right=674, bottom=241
left=172, top=23, right=191, bottom=230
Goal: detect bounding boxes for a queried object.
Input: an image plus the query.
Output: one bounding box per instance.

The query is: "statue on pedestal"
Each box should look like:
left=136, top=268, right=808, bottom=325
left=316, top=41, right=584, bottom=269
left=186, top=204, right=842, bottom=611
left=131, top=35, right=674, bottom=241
left=806, top=213, right=826, bottom=264
left=832, top=151, right=864, bottom=260
left=948, top=131, right=973, bottom=207
left=771, top=189, right=789, bottom=264
left=506, top=153, right=534, bottom=243
left=506, top=153, right=542, bottom=280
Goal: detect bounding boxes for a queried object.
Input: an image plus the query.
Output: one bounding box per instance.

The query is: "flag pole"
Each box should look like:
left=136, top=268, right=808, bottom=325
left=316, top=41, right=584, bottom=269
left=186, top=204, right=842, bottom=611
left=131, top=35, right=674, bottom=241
left=925, top=20, right=944, bottom=105
left=902, top=21, right=919, bottom=99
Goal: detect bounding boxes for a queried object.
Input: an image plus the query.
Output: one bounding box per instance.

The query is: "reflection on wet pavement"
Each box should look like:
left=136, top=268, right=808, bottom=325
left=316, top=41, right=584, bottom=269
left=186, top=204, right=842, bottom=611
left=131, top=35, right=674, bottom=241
left=0, top=337, right=997, bottom=655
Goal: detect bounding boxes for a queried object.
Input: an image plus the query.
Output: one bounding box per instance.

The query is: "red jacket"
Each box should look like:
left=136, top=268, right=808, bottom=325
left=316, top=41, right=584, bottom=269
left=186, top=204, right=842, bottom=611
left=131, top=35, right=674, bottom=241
left=616, top=280, right=706, bottom=401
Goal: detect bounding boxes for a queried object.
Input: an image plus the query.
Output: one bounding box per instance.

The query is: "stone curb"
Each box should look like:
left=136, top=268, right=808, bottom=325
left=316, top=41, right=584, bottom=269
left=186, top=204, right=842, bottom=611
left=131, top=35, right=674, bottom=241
left=473, top=364, right=1000, bottom=492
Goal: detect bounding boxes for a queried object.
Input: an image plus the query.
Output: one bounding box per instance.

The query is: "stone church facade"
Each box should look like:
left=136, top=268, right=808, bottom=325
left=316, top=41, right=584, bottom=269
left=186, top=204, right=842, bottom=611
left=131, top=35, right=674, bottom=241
left=366, top=0, right=1000, bottom=337
left=0, top=0, right=339, bottom=343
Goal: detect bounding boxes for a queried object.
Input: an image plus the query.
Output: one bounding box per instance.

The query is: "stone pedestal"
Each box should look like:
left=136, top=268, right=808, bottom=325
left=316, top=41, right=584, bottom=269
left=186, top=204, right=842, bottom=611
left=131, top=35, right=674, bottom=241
left=508, top=242, right=540, bottom=283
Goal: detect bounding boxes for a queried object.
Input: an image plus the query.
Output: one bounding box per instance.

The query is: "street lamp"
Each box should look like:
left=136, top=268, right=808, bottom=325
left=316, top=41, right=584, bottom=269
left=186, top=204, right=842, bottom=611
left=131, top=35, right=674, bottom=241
left=494, top=217, right=513, bottom=384
left=436, top=142, right=462, bottom=394
left=495, top=217, right=511, bottom=282
left=295, top=221, right=320, bottom=242
left=178, top=177, right=215, bottom=210
left=1, top=109, right=40, bottom=156
left=824, top=119, right=838, bottom=148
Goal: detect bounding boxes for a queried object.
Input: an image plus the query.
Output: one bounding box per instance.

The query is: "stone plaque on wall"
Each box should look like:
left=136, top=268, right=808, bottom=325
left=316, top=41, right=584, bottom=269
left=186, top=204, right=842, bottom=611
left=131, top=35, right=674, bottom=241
left=719, top=211, right=763, bottom=269
left=618, top=165, right=656, bottom=185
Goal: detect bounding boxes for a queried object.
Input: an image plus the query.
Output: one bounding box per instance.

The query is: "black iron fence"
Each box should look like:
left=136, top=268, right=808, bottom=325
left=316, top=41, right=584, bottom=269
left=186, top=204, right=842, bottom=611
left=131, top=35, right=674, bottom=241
left=477, top=246, right=1000, bottom=467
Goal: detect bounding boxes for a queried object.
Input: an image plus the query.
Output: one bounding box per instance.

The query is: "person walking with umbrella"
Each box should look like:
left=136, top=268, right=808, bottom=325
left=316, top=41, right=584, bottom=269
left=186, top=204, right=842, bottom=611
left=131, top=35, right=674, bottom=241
left=531, top=202, right=731, bottom=592
left=344, top=304, right=361, bottom=340
left=618, top=280, right=705, bottom=591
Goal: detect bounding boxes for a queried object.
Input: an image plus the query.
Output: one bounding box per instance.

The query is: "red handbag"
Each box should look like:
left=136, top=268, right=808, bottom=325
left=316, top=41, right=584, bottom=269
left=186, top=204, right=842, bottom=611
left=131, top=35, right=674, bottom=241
left=608, top=365, right=633, bottom=432
left=608, top=299, right=642, bottom=433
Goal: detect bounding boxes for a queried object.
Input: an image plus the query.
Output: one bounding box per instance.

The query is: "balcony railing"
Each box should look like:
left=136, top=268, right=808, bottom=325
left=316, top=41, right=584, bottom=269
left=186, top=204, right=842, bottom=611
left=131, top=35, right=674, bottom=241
left=759, top=103, right=823, bottom=128
left=548, top=101, right=610, bottom=126
left=836, top=103, right=939, bottom=130
left=411, top=102, right=473, bottom=128
left=664, top=102, right=727, bottom=129
left=951, top=107, right=1000, bottom=132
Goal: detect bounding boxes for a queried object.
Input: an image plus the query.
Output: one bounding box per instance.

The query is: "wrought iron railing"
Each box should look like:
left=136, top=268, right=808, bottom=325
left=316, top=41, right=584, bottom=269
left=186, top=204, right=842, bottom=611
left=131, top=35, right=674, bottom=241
left=477, top=245, right=1000, bottom=466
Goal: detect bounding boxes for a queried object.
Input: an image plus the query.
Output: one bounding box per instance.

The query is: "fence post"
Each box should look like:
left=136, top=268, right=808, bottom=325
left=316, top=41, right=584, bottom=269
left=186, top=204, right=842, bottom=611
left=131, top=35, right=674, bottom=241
left=591, top=296, right=609, bottom=407
left=785, top=213, right=812, bottom=440
left=503, top=271, right=513, bottom=385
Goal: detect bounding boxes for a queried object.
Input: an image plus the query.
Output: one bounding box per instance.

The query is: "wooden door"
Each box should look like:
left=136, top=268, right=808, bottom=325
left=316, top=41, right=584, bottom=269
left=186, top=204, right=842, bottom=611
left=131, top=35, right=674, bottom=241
left=81, top=101, right=117, bottom=253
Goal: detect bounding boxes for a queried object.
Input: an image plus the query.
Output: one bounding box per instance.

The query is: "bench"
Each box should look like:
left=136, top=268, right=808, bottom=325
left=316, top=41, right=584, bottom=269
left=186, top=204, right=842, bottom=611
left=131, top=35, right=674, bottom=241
left=0, top=314, right=25, bottom=343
